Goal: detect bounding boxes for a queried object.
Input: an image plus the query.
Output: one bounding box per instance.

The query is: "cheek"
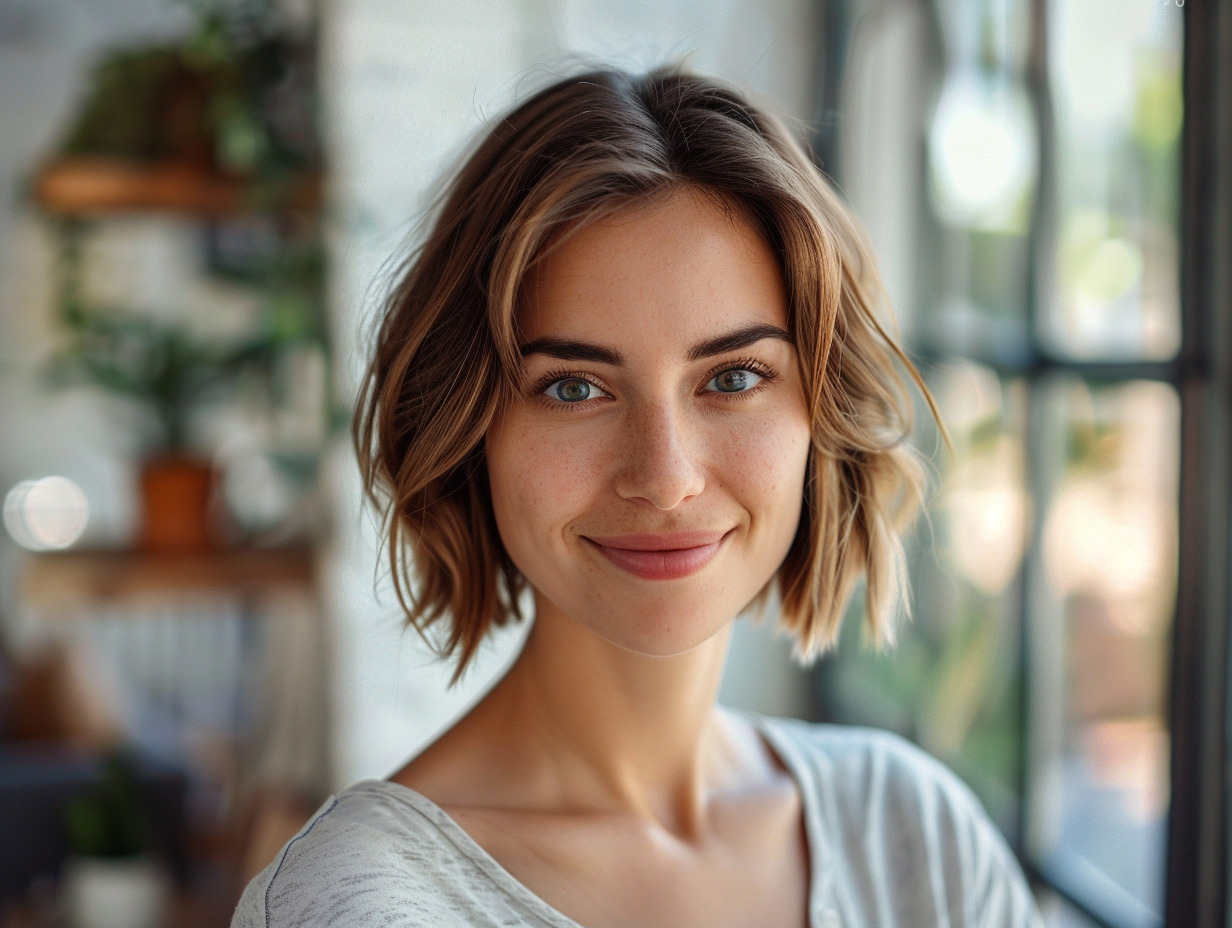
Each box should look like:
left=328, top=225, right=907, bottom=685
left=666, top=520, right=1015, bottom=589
left=723, top=408, right=812, bottom=502
left=739, top=415, right=812, bottom=577
left=485, top=416, right=596, bottom=534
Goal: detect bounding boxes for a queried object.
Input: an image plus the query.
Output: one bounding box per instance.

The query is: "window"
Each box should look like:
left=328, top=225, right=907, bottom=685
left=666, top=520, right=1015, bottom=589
left=812, top=1, right=1228, bottom=924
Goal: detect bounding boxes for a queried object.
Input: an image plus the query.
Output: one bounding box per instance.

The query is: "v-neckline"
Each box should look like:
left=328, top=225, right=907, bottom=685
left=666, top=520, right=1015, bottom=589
left=367, top=710, right=829, bottom=927
left=735, top=709, right=831, bottom=925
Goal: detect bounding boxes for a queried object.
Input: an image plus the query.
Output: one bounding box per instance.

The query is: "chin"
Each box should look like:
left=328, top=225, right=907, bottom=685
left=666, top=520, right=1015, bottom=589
left=586, top=605, right=735, bottom=658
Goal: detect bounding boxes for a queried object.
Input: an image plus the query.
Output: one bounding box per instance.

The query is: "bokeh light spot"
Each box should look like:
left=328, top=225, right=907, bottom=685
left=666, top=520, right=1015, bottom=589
left=3, top=476, right=90, bottom=551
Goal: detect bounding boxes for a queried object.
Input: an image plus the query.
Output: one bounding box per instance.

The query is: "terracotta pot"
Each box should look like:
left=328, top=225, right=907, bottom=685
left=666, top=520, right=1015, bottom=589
left=137, top=455, right=218, bottom=552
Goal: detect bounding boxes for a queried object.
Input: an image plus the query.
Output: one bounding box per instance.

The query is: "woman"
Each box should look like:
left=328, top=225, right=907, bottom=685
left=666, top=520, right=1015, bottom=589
left=232, top=66, right=1044, bottom=927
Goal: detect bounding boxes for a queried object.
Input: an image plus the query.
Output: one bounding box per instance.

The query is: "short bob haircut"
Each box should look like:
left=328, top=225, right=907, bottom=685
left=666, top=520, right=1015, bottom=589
left=354, top=65, right=940, bottom=686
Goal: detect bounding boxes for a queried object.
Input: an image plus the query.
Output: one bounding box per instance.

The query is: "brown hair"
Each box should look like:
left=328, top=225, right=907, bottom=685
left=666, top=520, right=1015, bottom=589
left=353, top=65, right=941, bottom=686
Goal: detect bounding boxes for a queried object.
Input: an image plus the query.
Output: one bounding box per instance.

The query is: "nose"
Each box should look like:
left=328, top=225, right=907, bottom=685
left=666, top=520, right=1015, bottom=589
left=613, top=400, right=707, bottom=510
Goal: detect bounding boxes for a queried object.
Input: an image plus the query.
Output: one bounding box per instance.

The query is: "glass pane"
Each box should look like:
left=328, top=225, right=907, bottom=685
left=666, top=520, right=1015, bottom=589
left=815, top=360, right=1028, bottom=834
left=1038, top=890, right=1106, bottom=928
left=923, top=0, right=1037, bottom=363
left=1042, top=0, right=1183, bottom=359
left=1028, top=377, right=1177, bottom=916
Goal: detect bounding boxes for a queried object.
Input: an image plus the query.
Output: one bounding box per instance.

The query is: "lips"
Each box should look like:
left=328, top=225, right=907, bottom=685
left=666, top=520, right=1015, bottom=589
left=584, top=530, right=729, bottom=551
left=583, top=529, right=732, bottom=580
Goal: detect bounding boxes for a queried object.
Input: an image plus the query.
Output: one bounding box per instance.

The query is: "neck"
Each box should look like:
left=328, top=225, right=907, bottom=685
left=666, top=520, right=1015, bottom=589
left=476, top=594, right=743, bottom=838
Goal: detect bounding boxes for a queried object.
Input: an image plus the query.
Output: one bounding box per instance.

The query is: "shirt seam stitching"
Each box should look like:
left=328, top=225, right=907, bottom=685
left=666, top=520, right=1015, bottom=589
left=264, top=796, right=340, bottom=927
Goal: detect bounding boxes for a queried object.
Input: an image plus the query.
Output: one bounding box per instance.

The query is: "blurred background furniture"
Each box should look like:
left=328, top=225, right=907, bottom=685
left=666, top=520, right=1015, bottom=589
left=3, top=544, right=330, bottom=923
left=0, top=745, right=189, bottom=900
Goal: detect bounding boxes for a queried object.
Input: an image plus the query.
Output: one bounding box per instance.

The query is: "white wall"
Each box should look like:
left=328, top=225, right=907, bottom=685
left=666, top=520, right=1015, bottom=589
left=321, top=0, right=823, bottom=786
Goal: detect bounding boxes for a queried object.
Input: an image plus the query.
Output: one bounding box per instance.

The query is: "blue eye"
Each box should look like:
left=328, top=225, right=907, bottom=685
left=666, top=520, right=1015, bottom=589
left=543, top=377, right=611, bottom=404
left=709, top=369, right=763, bottom=394
left=535, top=359, right=778, bottom=412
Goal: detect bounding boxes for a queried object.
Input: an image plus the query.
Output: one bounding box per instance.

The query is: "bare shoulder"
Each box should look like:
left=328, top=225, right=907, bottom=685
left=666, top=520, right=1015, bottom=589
left=387, top=685, right=548, bottom=810
left=387, top=720, right=498, bottom=809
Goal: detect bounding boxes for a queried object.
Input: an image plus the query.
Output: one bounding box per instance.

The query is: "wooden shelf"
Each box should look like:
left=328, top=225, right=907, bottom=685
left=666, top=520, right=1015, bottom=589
left=19, top=545, right=317, bottom=611
left=32, top=158, right=321, bottom=217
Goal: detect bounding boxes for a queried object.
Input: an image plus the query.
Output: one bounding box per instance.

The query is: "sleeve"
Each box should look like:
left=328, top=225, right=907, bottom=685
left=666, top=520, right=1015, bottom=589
left=883, top=733, right=1044, bottom=928
left=228, top=795, right=345, bottom=928
left=778, top=720, right=1046, bottom=928
left=955, top=788, right=1046, bottom=928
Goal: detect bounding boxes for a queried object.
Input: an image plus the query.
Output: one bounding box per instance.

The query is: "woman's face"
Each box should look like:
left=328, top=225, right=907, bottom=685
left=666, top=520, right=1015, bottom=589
left=484, top=187, right=812, bottom=657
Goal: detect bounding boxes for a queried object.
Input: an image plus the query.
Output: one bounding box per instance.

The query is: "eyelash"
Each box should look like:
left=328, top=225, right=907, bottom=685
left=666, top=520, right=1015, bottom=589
left=531, top=356, right=780, bottom=413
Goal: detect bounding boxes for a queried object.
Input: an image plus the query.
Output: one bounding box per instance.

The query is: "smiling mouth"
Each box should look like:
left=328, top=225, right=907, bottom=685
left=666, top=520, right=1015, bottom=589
left=583, top=530, right=732, bottom=580
left=583, top=529, right=730, bottom=551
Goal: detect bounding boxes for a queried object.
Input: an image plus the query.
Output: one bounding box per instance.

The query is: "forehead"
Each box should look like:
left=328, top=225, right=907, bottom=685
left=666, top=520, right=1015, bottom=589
left=517, top=188, right=791, bottom=358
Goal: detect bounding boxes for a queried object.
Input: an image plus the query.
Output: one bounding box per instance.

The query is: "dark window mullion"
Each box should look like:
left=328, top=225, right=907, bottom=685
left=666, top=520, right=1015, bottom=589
left=1165, top=1, right=1229, bottom=925
left=1020, top=0, right=1056, bottom=882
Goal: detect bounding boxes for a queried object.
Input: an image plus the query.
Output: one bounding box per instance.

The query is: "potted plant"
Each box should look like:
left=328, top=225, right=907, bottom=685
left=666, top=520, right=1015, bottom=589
left=44, top=277, right=290, bottom=551
left=59, top=748, right=172, bottom=928
left=34, top=0, right=323, bottom=213
left=31, top=0, right=331, bottom=550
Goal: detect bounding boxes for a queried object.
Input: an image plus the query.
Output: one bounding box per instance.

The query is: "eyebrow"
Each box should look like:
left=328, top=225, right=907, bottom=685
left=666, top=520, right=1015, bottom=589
left=518, top=323, right=794, bottom=365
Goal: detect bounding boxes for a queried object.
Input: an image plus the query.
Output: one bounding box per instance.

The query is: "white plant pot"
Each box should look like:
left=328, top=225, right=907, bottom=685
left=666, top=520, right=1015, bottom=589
left=60, top=855, right=172, bottom=928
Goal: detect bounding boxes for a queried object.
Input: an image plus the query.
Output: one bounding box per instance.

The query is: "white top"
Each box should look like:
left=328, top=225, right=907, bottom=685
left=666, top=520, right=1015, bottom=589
left=232, top=713, right=1045, bottom=927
